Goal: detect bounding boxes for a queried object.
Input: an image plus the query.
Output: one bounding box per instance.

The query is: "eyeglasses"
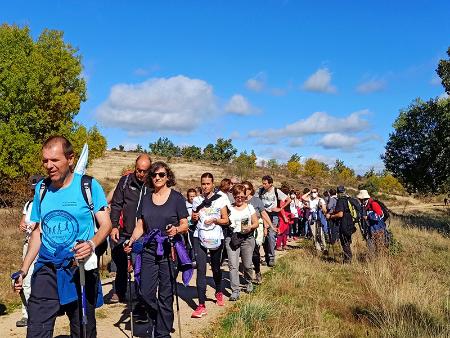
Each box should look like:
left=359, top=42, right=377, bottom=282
left=234, top=195, right=246, bottom=200
left=151, top=172, right=167, bottom=178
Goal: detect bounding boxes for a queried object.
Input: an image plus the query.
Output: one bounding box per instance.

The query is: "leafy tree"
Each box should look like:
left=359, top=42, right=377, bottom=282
left=201, top=138, right=237, bottom=163
left=287, top=154, right=302, bottom=177
left=136, top=144, right=143, bottom=153
left=437, top=47, right=450, bottom=94
left=303, top=158, right=328, bottom=179
left=0, top=24, right=106, bottom=179
left=288, top=153, right=301, bottom=163
left=68, top=124, right=107, bottom=166
left=213, top=138, right=237, bottom=163
left=118, top=145, right=125, bottom=152
left=383, top=98, right=450, bottom=193
left=149, top=137, right=180, bottom=157
left=181, top=145, right=202, bottom=160
left=267, top=159, right=279, bottom=175
left=232, top=151, right=257, bottom=180
left=202, top=144, right=215, bottom=161
left=331, top=159, right=355, bottom=185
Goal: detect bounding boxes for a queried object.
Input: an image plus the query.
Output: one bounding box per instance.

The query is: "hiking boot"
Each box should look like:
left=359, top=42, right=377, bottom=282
left=191, top=304, right=207, bottom=318
left=245, top=283, right=253, bottom=294
left=268, top=260, right=275, bottom=267
left=16, top=317, right=27, bottom=327
left=215, top=292, right=225, bottom=306
left=229, top=291, right=240, bottom=301
left=253, top=272, right=262, bottom=285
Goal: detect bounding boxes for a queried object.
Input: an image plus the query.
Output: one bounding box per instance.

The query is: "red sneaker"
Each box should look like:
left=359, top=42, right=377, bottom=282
left=191, top=304, right=207, bottom=318
left=215, top=292, right=225, bottom=306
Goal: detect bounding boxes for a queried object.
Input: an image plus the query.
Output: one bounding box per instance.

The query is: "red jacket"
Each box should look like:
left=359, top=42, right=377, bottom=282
left=367, top=198, right=383, bottom=217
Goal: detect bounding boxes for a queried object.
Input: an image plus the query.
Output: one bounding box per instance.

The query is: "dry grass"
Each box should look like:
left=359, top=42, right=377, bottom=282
left=205, top=218, right=450, bottom=338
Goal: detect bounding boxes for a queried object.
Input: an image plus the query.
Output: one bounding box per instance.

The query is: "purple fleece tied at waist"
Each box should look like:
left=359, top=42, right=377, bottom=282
left=133, top=229, right=193, bottom=287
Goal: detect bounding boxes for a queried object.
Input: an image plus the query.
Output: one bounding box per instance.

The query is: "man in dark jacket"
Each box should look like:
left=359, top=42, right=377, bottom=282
left=330, top=185, right=357, bottom=263
left=110, top=154, right=151, bottom=307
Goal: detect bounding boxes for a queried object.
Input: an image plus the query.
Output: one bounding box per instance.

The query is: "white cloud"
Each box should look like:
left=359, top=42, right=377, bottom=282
left=96, top=75, right=218, bottom=134
left=224, top=94, right=259, bottom=115
left=439, top=92, right=449, bottom=100
left=317, top=133, right=359, bottom=150
left=249, top=110, right=370, bottom=139
left=229, top=131, right=242, bottom=139
left=288, top=137, right=304, bottom=147
left=258, top=147, right=291, bottom=162
left=309, top=154, right=337, bottom=167
left=245, top=72, right=266, bottom=92
left=356, top=79, right=386, bottom=94
left=302, top=68, right=337, bottom=93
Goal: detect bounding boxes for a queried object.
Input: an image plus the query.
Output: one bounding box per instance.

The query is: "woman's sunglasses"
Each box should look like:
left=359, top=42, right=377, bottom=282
left=151, top=172, right=167, bottom=178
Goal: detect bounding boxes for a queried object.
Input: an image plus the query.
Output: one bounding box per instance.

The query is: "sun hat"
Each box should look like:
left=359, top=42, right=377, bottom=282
left=356, top=189, right=371, bottom=200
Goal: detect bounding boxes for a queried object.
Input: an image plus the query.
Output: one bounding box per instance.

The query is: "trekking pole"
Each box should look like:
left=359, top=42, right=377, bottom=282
left=166, top=225, right=182, bottom=338
left=76, top=240, right=88, bottom=338
left=11, top=271, right=27, bottom=309
left=124, top=240, right=134, bottom=338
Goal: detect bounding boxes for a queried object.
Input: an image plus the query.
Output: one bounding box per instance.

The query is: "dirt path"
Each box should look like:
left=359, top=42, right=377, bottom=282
left=0, top=248, right=290, bottom=337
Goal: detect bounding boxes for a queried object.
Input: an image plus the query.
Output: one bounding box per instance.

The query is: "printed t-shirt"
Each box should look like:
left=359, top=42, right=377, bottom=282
left=229, top=204, right=256, bottom=233
left=137, top=189, right=189, bottom=232
left=290, top=200, right=299, bottom=218
left=192, top=193, right=228, bottom=238
left=260, top=187, right=287, bottom=213
left=30, top=173, right=108, bottom=255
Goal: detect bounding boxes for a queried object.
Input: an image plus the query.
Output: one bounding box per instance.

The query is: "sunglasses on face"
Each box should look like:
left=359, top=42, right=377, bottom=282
left=151, top=172, right=167, bottom=178
left=136, top=168, right=149, bottom=174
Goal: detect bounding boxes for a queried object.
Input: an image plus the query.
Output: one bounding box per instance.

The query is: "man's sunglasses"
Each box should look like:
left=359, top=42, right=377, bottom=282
left=151, top=172, right=167, bottom=178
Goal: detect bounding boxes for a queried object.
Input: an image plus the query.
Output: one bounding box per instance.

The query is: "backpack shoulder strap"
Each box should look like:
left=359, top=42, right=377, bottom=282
left=81, top=175, right=94, bottom=211
left=258, top=187, right=264, bottom=199
left=39, top=177, right=52, bottom=207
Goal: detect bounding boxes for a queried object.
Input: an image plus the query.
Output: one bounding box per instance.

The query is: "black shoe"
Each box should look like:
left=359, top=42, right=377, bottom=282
left=16, top=317, right=27, bottom=327
left=268, top=260, right=275, bottom=267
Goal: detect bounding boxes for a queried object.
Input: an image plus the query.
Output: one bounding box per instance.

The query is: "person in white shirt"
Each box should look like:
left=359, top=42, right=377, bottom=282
left=15, top=175, right=43, bottom=327
left=190, top=173, right=230, bottom=318
left=225, top=184, right=259, bottom=301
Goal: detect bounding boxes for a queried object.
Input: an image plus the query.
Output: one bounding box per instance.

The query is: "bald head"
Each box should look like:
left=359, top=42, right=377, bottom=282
left=135, top=154, right=152, bottom=183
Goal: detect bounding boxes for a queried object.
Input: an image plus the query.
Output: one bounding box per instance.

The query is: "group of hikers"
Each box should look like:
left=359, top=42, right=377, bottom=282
left=12, top=135, right=390, bottom=338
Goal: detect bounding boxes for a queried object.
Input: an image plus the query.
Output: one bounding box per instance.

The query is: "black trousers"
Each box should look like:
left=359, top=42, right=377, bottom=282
left=193, top=237, right=223, bottom=305
left=252, top=244, right=261, bottom=274
left=340, top=231, right=353, bottom=263
left=111, top=234, right=130, bottom=298
left=27, top=265, right=99, bottom=338
left=140, top=246, right=174, bottom=338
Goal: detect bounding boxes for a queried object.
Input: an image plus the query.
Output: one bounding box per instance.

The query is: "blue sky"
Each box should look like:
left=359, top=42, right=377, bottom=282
left=2, top=1, right=449, bottom=173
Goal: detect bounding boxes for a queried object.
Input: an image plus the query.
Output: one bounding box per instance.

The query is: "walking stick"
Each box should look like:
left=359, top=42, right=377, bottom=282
left=124, top=240, right=134, bottom=338
left=79, top=260, right=88, bottom=338
left=166, top=225, right=182, bottom=338
left=11, top=271, right=28, bottom=308
left=76, top=240, right=88, bottom=338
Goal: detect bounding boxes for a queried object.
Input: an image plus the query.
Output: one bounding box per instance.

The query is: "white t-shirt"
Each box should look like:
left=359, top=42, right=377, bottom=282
left=192, top=193, right=229, bottom=238
left=289, top=200, right=299, bottom=218
left=309, top=197, right=325, bottom=212
left=23, top=200, right=34, bottom=239
left=229, top=204, right=256, bottom=233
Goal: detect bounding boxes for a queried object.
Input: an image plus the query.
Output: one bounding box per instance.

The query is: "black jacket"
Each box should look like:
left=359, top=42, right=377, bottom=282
left=110, top=173, right=147, bottom=236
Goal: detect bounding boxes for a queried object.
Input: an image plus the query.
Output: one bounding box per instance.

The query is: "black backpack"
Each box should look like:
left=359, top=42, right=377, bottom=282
left=372, top=199, right=390, bottom=223
left=39, top=175, right=108, bottom=257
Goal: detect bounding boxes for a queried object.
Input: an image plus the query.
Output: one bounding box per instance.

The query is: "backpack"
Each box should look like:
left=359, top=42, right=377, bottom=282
left=39, top=175, right=108, bottom=257
left=372, top=199, right=390, bottom=223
